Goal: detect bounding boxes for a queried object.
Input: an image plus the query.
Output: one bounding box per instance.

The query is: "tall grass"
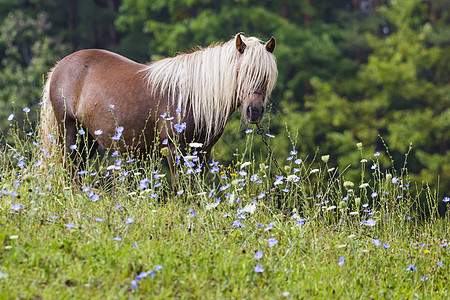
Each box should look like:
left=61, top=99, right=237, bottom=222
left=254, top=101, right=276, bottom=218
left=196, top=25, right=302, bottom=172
left=0, top=108, right=449, bottom=299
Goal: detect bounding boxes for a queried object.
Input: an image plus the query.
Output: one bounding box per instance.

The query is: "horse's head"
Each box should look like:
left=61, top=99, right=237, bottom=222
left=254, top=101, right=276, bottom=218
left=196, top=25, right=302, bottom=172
left=235, top=34, right=277, bottom=124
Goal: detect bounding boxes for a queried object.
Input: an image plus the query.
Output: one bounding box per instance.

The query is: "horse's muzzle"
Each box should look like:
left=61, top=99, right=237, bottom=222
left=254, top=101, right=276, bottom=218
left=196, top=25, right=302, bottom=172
left=246, top=104, right=265, bottom=124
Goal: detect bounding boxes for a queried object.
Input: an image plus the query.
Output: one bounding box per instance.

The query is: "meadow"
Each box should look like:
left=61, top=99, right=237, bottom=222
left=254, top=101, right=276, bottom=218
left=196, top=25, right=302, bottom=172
left=0, top=109, right=449, bottom=299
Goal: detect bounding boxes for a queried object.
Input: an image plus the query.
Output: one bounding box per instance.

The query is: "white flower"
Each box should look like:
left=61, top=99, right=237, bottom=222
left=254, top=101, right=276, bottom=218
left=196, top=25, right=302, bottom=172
left=359, top=183, right=369, bottom=188
left=360, top=159, right=367, bottom=163
left=240, top=162, right=251, bottom=169
left=242, top=204, right=256, bottom=214
left=326, top=206, right=337, bottom=211
left=287, top=175, right=298, bottom=182
left=310, top=169, right=319, bottom=174
left=189, top=142, right=203, bottom=148
left=206, top=202, right=220, bottom=210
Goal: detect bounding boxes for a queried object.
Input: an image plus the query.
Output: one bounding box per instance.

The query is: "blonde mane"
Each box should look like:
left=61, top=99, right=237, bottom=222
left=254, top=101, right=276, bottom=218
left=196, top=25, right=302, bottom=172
left=142, top=34, right=278, bottom=141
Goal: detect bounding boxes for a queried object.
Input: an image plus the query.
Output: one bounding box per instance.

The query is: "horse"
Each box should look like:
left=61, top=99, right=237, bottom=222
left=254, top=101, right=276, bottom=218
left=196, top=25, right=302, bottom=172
left=39, top=34, right=278, bottom=182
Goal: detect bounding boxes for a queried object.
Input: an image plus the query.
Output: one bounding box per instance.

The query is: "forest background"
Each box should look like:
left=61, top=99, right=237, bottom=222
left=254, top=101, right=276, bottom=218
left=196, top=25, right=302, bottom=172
left=0, top=0, right=448, bottom=201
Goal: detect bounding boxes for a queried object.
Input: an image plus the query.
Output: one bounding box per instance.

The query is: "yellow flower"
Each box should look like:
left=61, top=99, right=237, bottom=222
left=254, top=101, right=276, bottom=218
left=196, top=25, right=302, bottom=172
left=424, top=249, right=429, bottom=254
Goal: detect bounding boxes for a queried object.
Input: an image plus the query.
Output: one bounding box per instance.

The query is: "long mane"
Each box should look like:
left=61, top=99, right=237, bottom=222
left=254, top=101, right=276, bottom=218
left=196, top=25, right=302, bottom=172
left=142, top=34, right=278, bottom=140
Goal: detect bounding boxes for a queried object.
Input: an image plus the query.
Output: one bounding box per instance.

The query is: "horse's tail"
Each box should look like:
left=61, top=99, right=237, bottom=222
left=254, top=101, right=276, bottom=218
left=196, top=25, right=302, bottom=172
left=39, top=70, right=60, bottom=165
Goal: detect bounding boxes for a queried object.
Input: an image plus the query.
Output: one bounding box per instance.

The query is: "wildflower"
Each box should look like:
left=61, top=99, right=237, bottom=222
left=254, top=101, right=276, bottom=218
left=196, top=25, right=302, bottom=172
left=356, top=142, right=363, bottom=149
left=95, top=218, right=103, bottom=222
left=188, top=208, right=197, bottom=218
left=34, top=161, right=42, bottom=167
left=421, top=276, right=428, bottom=281
left=250, top=174, right=258, bottom=182
left=114, top=204, right=122, bottom=210
left=290, top=150, right=298, bottom=155
left=177, top=190, right=184, bottom=195
left=321, top=155, right=330, bottom=163
left=254, top=265, right=264, bottom=273
left=176, top=108, right=181, bottom=113
left=360, top=159, right=367, bottom=163
left=174, top=122, right=187, bottom=133
left=255, top=251, right=263, bottom=259
left=360, top=218, right=376, bottom=226
left=91, top=193, right=99, bottom=202
left=242, top=204, right=256, bottom=214
left=94, top=129, right=103, bottom=135
left=255, top=223, right=264, bottom=227
left=66, top=222, right=76, bottom=231
left=69, top=144, right=77, bottom=150
left=135, top=272, right=148, bottom=280
left=391, top=176, right=399, bottom=184
left=371, top=164, right=376, bottom=170
left=11, top=203, right=25, bottom=211
left=245, top=129, right=253, bottom=134
left=382, top=243, right=390, bottom=249
left=359, top=183, right=369, bottom=188
left=437, top=261, right=443, bottom=266
left=338, top=256, right=345, bottom=266
left=50, top=215, right=58, bottom=219
left=8, top=114, right=14, bottom=121
left=372, top=239, right=381, bottom=246
left=294, top=158, right=302, bottom=164
left=268, top=238, right=278, bottom=247
left=233, top=220, right=245, bottom=228
left=310, top=169, right=319, bottom=174
left=266, top=133, right=275, bottom=138
left=23, top=107, right=30, bottom=113
left=126, top=217, right=134, bottom=224
left=264, top=222, right=275, bottom=231
left=240, top=161, right=251, bottom=169
left=374, top=152, right=380, bottom=157
left=155, top=265, right=163, bottom=271
left=443, top=197, right=450, bottom=203
left=113, top=237, right=122, bottom=241
left=131, top=280, right=138, bottom=290
left=371, top=192, right=378, bottom=198
left=187, top=143, right=203, bottom=150
left=406, top=263, right=417, bottom=271
left=439, top=242, right=447, bottom=247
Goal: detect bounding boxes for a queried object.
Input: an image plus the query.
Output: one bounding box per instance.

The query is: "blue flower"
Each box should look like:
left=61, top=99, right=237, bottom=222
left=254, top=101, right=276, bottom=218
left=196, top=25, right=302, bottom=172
left=109, top=104, right=115, bottom=109
left=11, top=203, right=25, bottom=211
left=50, top=215, right=58, bottom=219
left=245, top=129, right=253, bottom=134
left=126, top=217, right=134, bottom=224
left=371, top=192, right=378, bottom=198
left=268, top=238, right=278, bottom=247
left=8, top=114, right=14, bottom=121
left=360, top=218, right=376, bottom=226
left=254, top=265, right=264, bottom=273
left=406, top=263, right=417, bottom=271
left=131, top=280, right=138, bottom=290
left=155, top=264, right=163, bottom=271
left=94, top=129, right=103, bottom=135
left=255, top=251, right=263, bottom=259
left=135, top=272, right=148, bottom=280
left=78, top=129, right=85, bottom=135
left=174, top=122, right=187, bottom=133
left=95, top=218, right=103, bottom=222
left=338, top=256, right=345, bottom=266
left=372, top=239, right=381, bottom=246
left=69, top=144, right=77, bottom=150
left=420, top=276, right=428, bottom=281
left=177, top=190, right=184, bottom=195
left=290, top=150, right=298, bottom=155
left=114, top=204, right=122, bottom=210
left=233, top=220, right=244, bottom=228
left=437, top=261, right=443, bottom=266
left=443, top=197, right=450, bottom=203
left=382, top=243, right=390, bottom=249
left=113, top=236, right=122, bottom=241
left=255, top=223, right=264, bottom=227
left=264, top=222, right=275, bottom=232
left=294, top=158, right=302, bottom=164
left=266, top=133, right=275, bottom=138
left=189, top=208, right=197, bottom=218
left=23, top=107, right=30, bottom=113
left=374, top=152, right=380, bottom=157
left=66, top=222, right=76, bottom=230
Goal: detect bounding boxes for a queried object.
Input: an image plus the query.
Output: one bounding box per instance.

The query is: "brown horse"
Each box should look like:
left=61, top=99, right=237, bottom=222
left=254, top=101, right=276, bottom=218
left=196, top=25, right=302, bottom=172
left=40, top=34, right=278, bottom=179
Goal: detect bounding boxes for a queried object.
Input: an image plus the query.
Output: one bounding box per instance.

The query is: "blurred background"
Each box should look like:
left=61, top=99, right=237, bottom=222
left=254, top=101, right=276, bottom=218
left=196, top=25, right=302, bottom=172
left=0, top=0, right=448, bottom=199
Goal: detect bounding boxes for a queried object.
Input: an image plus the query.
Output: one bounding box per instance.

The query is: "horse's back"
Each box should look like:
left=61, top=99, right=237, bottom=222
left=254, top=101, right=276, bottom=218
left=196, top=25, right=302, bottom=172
left=49, top=49, right=159, bottom=151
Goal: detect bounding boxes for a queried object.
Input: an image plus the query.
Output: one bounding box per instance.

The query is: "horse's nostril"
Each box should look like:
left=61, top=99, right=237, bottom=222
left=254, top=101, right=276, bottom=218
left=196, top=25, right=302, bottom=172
left=247, top=106, right=252, bottom=117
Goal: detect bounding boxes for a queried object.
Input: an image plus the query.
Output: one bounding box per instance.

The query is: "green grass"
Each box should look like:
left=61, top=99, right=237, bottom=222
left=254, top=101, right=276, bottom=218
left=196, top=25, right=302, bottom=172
left=0, top=113, right=449, bottom=299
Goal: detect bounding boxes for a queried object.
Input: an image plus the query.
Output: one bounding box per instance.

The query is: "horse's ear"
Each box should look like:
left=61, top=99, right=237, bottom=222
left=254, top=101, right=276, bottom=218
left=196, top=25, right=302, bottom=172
left=265, top=36, right=276, bottom=53
left=236, top=34, right=246, bottom=54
